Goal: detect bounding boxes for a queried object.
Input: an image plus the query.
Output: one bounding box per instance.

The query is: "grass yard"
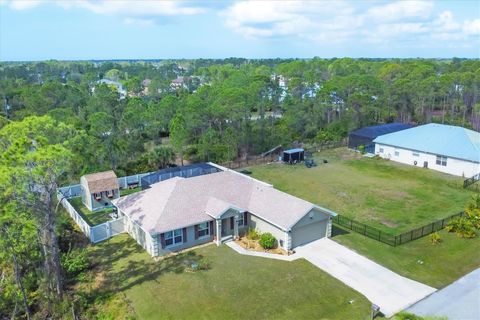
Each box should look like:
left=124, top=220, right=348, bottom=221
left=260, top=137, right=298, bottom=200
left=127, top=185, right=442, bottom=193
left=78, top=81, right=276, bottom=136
left=332, top=226, right=480, bottom=289
left=249, top=148, right=475, bottom=233
left=82, top=234, right=371, bottom=320
left=68, top=197, right=114, bottom=226
left=120, top=186, right=142, bottom=197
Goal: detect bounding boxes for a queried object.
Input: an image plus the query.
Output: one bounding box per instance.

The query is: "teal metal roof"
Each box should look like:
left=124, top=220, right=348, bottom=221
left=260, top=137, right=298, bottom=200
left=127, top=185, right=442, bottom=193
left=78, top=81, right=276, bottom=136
left=373, top=123, right=480, bottom=163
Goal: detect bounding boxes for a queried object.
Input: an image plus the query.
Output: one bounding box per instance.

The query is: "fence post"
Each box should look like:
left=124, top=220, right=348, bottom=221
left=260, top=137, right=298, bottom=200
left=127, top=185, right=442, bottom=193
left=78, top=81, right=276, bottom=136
left=421, top=226, right=425, bottom=237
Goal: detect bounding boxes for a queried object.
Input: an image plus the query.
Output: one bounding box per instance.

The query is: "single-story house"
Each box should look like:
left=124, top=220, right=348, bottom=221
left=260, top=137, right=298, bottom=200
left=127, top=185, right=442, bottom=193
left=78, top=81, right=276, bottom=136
left=373, top=123, right=480, bottom=177
left=348, top=123, right=414, bottom=153
left=80, top=170, right=120, bottom=211
left=112, top=167, right=336, bottom=257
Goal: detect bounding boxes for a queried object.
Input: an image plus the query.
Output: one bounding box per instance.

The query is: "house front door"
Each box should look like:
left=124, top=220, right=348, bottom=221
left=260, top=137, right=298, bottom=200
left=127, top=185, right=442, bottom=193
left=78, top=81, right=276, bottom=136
left=221, top=219, right=227, bottom=237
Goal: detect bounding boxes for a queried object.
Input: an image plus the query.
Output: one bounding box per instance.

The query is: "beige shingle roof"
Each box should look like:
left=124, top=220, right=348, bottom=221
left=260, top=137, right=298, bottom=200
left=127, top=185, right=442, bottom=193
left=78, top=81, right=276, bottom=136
left=113, top=170, right=333, bottom=235
left=82, top=170, right=119, bottom=194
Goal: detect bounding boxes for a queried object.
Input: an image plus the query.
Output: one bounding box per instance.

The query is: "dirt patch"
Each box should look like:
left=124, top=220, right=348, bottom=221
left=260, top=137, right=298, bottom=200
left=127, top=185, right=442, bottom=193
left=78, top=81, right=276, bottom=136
left=236, top=237, right=288, bottom=256
left=93, top=270, right=107, bottom=290
left=380, top=218, right=398, bottom=228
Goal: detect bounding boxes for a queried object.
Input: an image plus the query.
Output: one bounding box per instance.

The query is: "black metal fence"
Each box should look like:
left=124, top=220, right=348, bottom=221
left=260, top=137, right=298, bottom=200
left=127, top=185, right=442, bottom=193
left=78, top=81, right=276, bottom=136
left=333, top=211, right=466, bottom=247
left=463, top=173, right=480, bottom=189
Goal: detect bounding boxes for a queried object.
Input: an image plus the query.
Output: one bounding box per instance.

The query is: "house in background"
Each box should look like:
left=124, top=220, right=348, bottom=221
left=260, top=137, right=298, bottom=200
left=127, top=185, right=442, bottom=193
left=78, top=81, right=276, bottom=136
left=348, top=123, right=414, bottom=153
left=80, top=170, right=120, bottom=211
left=373, top=123, right=480, bottom=177
left=112, top=167, right=336, bottom=257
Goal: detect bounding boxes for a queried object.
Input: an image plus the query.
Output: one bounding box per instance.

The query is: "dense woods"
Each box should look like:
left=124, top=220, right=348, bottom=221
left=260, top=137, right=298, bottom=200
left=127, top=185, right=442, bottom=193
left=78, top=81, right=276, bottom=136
left=0, top=58, right=479, bottom=318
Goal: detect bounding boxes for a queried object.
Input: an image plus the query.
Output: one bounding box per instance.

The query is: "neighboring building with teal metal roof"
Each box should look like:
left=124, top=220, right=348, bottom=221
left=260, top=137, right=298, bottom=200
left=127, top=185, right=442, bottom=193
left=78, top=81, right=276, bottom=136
left=373, top=123, right=480, bottom=177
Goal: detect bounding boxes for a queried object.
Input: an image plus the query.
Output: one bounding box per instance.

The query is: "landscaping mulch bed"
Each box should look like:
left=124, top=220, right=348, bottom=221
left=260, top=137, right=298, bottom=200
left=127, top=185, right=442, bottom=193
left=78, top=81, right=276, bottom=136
left=235, top=237, right=288, bottom=256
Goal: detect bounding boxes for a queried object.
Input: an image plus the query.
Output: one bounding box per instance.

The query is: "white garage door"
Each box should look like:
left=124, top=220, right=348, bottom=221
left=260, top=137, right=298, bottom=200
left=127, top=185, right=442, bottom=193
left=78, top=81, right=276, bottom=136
left=291, top=220, right=328, bottom=248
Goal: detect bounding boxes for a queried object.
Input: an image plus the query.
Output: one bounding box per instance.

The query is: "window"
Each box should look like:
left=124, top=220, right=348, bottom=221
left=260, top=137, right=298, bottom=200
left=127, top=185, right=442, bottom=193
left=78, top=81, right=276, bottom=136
left=379, top=148, right=384, bottom=153
left=237, top=215, right=244, bottom=226
left=198, top=222, right=209, bottom=237
left=93, top=192, right=101, bottom=200
left=165, top=229, right=183, bottom=247
left=412, top=152, right=419, bottom=157
left=106, top=190, right=114, bottom=198
left=436, top=155, right=447, bottom=166
left=394, top=151, right=400, bottom=157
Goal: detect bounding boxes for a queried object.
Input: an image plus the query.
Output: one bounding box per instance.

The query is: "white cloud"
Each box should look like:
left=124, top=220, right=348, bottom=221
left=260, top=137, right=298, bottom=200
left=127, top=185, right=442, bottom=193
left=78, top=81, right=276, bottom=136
left=3, top=0, right=205, bottom=26
left=8, top=0, right=43, bottom=10
left=463, top=19, right=480, bottom=36
left=221, top=0, right=479, bottom=50
left=366, top=0, right=434, bottom=23
left=71, top=0, right=205, bottom=16
left=221, top=0, right=359, bottom=42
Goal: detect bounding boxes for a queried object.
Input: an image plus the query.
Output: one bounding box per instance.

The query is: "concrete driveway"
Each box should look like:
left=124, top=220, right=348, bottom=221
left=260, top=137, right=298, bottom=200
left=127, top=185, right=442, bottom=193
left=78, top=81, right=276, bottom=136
left=407, top=268, right=480, bottom=320
left=294, top=238, right=436, bottom=318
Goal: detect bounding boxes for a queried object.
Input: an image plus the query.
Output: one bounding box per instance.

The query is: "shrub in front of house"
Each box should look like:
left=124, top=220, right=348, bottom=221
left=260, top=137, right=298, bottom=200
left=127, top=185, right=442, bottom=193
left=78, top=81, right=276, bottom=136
left=259, top=233, right=276, bottom=249
left=246, top=228, right=260, bottom=240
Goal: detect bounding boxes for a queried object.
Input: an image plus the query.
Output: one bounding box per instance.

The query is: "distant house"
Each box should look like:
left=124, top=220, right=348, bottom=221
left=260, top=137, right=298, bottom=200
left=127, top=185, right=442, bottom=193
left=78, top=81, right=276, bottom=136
left=94, top=79, right=127, bottom=99
left=80, top=170, right=120, bottom=211
left=113, top=167, right=336, bottom=257
left=373, top=123, right=480, bottom=177
left=348, top=123, right=414, bottom=153
left=170, top=76, right=190, bottom=90
left=141, top=79, right=151, bottom=95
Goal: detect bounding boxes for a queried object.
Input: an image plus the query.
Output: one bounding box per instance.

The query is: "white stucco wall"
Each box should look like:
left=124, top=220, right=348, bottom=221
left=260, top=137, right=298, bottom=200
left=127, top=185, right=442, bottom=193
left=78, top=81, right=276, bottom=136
left=375, top=143, right=480, bottom=177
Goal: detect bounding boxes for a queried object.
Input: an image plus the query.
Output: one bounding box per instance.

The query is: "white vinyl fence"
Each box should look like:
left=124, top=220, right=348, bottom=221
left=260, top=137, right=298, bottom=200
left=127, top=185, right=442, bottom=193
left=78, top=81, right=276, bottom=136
left=57, top=192, right=127, bottom=243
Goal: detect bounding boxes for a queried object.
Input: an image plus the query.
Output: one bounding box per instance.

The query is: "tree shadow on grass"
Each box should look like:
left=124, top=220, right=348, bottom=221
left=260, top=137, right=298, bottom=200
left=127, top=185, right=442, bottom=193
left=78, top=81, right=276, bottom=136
left=86, top=239, right=208, bottom=305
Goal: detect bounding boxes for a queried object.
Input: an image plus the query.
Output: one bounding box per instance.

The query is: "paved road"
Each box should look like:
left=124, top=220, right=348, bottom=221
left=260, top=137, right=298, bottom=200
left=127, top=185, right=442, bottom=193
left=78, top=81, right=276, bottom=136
left=407, top=268, right=480, bottom=320
left=294, top=238, right=436, bottom=318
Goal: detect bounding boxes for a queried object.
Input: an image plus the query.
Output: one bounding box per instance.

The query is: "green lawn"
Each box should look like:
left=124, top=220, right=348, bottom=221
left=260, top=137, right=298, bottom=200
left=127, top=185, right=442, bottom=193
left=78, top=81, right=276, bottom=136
left=249, top=148, right=474, bottom=233
left=68, top=197, right=113, bottom=226
left=120, top=186, right=142, bottom=197
left=332, top=226, right=480, bottom=289
left=84, top=234, right=371, bottom=319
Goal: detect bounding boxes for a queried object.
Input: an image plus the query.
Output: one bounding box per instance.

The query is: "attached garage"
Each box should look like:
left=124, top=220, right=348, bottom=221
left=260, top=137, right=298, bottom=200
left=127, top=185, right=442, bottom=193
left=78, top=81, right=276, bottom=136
left=290, top=208, right=331, bottom=248
left=291, top=220, right=328, bottom=248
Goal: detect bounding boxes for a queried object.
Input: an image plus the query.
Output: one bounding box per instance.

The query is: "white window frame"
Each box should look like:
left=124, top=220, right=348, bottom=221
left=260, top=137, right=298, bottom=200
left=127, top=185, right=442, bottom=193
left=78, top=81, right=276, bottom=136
left=412, top=152, right=419, bottom=157
left=379, top=147, right=384, bottom=153
left=165, top=228, right=183, bottom=247
left=436, top=155, right=447, bottom=166
left=394, top=150, right=400, bottom=157
left=198, top=222, right=210, bottom=238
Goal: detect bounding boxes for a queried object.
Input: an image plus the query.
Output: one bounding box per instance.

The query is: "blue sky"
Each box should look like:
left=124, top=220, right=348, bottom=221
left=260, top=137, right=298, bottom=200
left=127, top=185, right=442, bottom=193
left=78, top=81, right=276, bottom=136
left=0, top=0, right=479, bottom=61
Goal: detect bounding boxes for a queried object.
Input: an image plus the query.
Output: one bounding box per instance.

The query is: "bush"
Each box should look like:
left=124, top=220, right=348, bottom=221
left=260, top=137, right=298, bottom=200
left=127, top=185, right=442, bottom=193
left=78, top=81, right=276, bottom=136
left=358, top=145, right=366, bottom=154
left=197, top=258, right=210, bottom=271
left=446, top=218, right=476, bottom=238
left=429, top=232, right=441, bottom=245
left=246, top=228, right=260, bottom=240
left=259, top=233, right=276, bottom=249
left=61, top=248, right=90, bottom=279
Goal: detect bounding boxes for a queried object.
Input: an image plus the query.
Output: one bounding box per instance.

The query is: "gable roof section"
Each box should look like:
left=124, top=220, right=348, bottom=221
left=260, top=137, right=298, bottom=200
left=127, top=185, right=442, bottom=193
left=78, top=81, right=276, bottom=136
left=82, top=170, right=119, bottom=194
left=113, top=170, right=332, bottom=235
left=373, top=123, right=480, bottom=163
left=350, top=123, right=414, bottom=139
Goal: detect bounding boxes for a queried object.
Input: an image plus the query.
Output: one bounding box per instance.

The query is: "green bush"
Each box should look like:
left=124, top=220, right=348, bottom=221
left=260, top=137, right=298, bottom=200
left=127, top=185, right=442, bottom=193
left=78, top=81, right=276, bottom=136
left=61, top=248, right=90, bottom=279
left=246, top=228, right=260, bottom=240
left=446, top=218, right=476, bottom=238
left=259, top=233, right=276, bottom=249
left=429, top=232, right=441, bottom=245
left=358, top=145, right=366, bottom=154
left=197, top=258, right=210, bottom=270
